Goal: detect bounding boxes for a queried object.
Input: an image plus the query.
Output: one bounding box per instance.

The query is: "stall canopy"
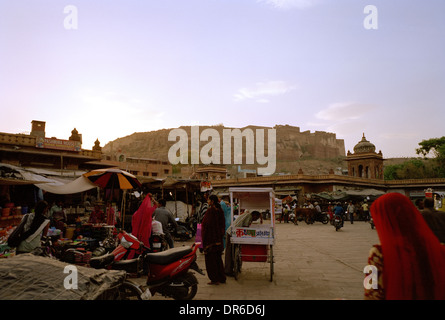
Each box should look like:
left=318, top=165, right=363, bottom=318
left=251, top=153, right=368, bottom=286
left=36, top=176, right=97, bottom=194
left=313, top=189, right=385, bottom=201
left=0, top=163, right=97, bottom=194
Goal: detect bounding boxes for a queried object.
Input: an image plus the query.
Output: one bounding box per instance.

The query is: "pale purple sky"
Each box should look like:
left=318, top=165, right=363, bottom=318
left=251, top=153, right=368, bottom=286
left=1, top=0, right=444, bottom=158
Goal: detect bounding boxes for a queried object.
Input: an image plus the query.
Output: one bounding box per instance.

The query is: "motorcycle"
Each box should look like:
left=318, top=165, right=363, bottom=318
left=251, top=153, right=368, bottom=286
left=89, top=231, right=203, bottom=300
left=333, top=215, right=343, bottom=231
left=143, top=242, right=203, bottom=300
left=289, top=212, right=298, bottom=225
left=311, top=211, right=330, bottom=224
left=168, top=218, right=193, bottom=241
left=370, top=216, right=375, bottom=229
left=149, top=232, right=168, bottom=253
left=181, top=215, right=198, bottom=237
left=150, top=219, right=168, bottom=253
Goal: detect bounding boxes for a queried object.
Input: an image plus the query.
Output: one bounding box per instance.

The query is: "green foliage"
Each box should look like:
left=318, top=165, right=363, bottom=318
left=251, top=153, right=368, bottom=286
left=384, top=159, right=444, bottom=180
left=416, top=137, right=445, bottom=159
left=385, top=137, right=445, bottom=180
left=385, top=159, right=423, bottom=180
left=416, top=137, right=445, bottom=178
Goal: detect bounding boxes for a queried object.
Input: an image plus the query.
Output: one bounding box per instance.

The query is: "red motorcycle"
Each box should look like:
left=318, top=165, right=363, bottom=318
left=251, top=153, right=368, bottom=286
left=144, top=242, right=202, bottom=300
left=89, top=231, right=203, bottom=300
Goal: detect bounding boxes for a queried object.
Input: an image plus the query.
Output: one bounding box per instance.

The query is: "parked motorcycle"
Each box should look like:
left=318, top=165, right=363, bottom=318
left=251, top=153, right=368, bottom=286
left=89, top=231, right=203, bottom=300
left=180, top=215, right=198, bottom=237
left=333, top=215, right=343, bottom=231
left=149, top=233, right=168, bottom=252
left=150, top=219, right=168, bottom=253
left=168, top=218, right=193, bottom=241
left=144, top=242, right=203, bottom=300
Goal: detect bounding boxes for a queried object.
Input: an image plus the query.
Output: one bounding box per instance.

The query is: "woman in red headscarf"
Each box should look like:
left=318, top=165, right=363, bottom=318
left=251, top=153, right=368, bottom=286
left=365, top=193, right=445, bottom=300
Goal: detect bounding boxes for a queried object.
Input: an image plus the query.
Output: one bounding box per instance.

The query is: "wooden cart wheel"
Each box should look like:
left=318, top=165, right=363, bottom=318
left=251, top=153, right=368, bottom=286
left=269, top=245, right=274, bottom=282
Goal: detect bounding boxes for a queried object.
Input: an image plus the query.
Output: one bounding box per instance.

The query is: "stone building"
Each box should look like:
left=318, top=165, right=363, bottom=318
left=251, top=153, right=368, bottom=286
left=0, top=120, right=102, bottom=171
left=192, top=165, right=228, bottom=181
left=346, top=134, right=384, bottom=179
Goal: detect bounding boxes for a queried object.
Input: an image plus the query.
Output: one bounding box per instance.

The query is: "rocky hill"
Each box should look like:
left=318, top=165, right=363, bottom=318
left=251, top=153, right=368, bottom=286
left=102, top=125, right=347, bottom=175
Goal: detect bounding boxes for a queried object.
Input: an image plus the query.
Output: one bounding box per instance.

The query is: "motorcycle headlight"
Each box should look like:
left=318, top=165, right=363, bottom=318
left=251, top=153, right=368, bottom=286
left=120, top=237, right=133, bottom=249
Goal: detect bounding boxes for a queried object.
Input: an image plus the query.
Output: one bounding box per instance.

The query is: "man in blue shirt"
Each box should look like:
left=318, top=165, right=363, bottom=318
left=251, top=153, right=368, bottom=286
left=220, top=197, right=231, bottom=249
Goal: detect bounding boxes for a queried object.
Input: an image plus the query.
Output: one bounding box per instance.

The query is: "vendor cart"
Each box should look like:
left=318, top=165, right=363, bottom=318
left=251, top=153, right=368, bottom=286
left=229, top=187, right=275, bottom=281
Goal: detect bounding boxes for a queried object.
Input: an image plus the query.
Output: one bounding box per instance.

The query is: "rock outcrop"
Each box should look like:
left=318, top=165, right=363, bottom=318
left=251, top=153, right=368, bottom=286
left=102, top=125, right=346, bottom=175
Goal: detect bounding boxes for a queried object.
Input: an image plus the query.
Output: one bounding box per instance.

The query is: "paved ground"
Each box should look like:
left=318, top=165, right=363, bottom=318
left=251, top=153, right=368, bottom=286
left=139, top=219, right=380, bottom=301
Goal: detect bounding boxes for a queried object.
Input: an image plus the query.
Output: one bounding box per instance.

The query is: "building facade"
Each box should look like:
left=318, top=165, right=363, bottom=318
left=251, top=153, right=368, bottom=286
left=0, top=121, right=102, bottom=172
left=346, top=134, right=384, bottom=179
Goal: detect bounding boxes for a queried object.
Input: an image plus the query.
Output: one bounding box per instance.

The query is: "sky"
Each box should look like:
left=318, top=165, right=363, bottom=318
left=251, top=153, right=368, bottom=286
left=0, top=0, right=444, bottom=159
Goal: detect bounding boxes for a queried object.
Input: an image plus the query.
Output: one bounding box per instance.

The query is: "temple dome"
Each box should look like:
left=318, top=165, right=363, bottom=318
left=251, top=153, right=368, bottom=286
left=353, top=133, right=376, bottom=154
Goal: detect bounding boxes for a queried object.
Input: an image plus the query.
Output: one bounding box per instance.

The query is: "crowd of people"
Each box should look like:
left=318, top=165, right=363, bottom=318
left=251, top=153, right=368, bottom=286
left=7, top=188, right=445, bottom=300
left=263, top=193, right=445, bottom=300
left=278, top=199, right=371, bottom=225
left=194, top=191, right=445, bottom=299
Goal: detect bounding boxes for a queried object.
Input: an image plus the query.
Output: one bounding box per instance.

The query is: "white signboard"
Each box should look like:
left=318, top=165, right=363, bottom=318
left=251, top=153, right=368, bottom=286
left=231, top=226, right=274, bottom=245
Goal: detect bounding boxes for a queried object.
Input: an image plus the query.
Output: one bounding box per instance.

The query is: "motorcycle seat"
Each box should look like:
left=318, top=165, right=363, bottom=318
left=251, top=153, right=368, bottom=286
left=144, top=246, right=192, bottom=265
left=89, top=253, right=115, bottom=269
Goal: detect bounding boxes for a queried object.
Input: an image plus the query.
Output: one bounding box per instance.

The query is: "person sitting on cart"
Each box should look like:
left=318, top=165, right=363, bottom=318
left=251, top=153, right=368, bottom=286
left=224, top=210, right=262, bottom=277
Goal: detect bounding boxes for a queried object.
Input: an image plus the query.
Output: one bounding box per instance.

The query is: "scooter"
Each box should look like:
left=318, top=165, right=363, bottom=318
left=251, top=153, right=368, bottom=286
left=143, top=242, right=203, bottom=300
left=89, top=231, right=203, bottom=300
left=333, top=215, right=343, bottom=231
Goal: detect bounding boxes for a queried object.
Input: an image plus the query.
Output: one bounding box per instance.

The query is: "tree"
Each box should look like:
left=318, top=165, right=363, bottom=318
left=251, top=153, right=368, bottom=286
left=416, top=137, right=445, bottom=178
left=383, top=159, right=436, bottom=180
left=416, top=137, right=445, bottom=158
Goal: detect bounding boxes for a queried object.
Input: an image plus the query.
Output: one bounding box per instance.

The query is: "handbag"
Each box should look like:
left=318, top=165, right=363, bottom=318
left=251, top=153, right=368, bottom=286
left=195, top=223, right=203, bottom=249
left=7, top=214, right=29, bottom=247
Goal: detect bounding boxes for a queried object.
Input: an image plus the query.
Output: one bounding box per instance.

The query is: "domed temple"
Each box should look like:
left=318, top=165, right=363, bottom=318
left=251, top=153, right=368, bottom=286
left=346, top=133, right=384, bottom=179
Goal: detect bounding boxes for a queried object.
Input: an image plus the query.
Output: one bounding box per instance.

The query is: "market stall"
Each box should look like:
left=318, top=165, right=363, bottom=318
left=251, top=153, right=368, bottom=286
left=83, top=168, right=142, bottom=229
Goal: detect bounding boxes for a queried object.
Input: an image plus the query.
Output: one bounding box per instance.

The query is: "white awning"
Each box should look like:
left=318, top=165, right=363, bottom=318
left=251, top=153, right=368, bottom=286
left=36, top=176, right=98, bottom=194
left=0, top=163, right=97, bottom=194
